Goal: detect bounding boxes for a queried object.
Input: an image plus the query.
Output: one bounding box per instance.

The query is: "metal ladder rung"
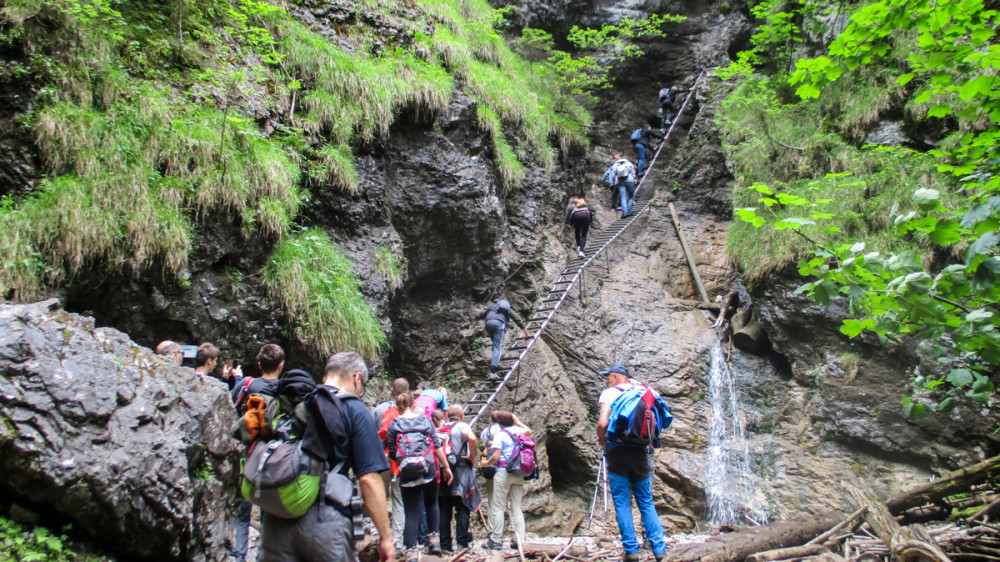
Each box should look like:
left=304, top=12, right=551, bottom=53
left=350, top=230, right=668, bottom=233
left=540, top=297, right=563, bottom=303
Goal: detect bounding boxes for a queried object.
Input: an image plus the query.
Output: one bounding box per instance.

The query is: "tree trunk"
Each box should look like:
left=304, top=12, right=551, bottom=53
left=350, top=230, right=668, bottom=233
left=731, top=307, right=767, bottom=353
left=887, top=454, right=1000, bottom=514
left=664, top=511, right=846, bottom=562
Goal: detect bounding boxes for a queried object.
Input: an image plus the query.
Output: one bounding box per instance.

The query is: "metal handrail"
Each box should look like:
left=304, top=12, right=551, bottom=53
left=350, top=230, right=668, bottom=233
left=466, top=72, right=706, bottom=427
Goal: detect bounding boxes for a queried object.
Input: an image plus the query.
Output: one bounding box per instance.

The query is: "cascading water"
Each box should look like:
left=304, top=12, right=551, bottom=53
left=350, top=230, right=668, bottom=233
left=706, top=340, right=768, bottom=526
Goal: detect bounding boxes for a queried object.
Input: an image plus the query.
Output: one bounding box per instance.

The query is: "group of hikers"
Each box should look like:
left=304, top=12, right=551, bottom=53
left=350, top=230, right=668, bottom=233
left=147, top=84, right=687, bottom=562
left=568, top=85, right=690, bottom=259
left=155, top=331, right=671, bottom=562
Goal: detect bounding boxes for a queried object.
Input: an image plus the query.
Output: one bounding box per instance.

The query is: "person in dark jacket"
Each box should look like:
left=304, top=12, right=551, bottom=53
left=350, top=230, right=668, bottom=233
left=475, top=300, right=531, bottom=378
left=633, top=124, right=664, bottom=176
left=659, top=85, right=690, bottom=127
left=565, top=197, right=593, bottom=258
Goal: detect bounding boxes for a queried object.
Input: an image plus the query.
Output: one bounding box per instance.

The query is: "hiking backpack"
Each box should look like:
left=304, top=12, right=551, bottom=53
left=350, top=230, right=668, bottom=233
left=394, top=417, right=436, bottom=480
left=630, top=128, right=643, bottom=142
left=241, top=435, right=326, bottom=519
left=438, top=422, right=459, bottom=466
left=658, top=87, right=669, bottom=103
left=608, top=383, right=673, bottom=448
left=480, top=426, right=499, bottom=479
left=613, top=160, right=633, bottom=182
left=239, top=370, right=353, bottom=519
left=501, top=429, right=538, bottom=480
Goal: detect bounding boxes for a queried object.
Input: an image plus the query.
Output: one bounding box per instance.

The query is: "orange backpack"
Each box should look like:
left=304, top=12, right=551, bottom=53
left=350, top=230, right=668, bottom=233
left=378, top=406, right=401, bottom=476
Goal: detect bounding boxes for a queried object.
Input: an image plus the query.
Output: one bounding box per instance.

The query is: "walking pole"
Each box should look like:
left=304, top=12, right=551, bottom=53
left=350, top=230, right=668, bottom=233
left=602, top=455, right=609, bottom=515
left=586, top=454, right=606, bottom=530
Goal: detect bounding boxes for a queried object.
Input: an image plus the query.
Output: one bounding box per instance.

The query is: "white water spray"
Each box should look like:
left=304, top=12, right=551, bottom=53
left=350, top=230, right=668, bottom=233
left=706, top=341, right=768, bottom=526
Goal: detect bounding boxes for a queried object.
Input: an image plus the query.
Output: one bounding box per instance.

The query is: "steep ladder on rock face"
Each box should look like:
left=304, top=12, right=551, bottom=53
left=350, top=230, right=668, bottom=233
left=464, top=72, right=707, bottom=427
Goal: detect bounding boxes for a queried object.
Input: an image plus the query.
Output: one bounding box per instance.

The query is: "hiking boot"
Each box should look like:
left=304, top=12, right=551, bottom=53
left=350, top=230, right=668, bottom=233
left=654, top=554, right=665, bottom=561
left=578, top=250, right=586, bottom=258
left=486, top=539, right=503, bottom=551
left=428, top=533, right=441, bottom=555
left=405, top=547, right=420, bottom=562
left=622, top=553, right=641, bottom=562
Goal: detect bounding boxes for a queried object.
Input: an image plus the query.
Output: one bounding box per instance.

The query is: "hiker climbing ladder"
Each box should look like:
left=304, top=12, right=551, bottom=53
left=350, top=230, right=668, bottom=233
left=464, top=72, right=707, bottom=427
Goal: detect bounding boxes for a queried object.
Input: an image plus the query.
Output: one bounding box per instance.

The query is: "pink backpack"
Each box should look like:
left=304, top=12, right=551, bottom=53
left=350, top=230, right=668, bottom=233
left=414, top=394, right=438, bottom=419
left=501, top=430, right=538, bottom=480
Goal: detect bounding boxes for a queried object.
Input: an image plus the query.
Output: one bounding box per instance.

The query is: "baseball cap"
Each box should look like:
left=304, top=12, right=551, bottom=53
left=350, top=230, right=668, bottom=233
left=599, top=364, right=629, bottom=377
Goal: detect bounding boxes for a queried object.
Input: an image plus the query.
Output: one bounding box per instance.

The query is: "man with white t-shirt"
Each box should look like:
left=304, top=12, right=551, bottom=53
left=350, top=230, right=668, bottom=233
left=595, top=364, right=666, bottom=562
left=439, top=406, right=479, bottom=552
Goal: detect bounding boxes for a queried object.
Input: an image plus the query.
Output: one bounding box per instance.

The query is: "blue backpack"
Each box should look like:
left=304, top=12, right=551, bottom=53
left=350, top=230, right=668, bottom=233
left=608, top=384, right=673, bottom=448
left=630, top=128, right=643, bottom=142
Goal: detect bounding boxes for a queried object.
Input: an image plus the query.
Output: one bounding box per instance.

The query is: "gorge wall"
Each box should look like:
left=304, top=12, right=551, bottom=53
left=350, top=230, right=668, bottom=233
left=2, top=0, right=1000, bottom=558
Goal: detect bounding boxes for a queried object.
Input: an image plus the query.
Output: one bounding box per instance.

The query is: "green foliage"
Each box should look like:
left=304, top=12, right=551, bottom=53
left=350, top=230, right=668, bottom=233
left=724, top=0, right=1000, bottom=418
left=375, top=246, right=405, bottom=292
left=0, top=517, right=108, bottom=562
left=263, top=229, right=388, bottom=361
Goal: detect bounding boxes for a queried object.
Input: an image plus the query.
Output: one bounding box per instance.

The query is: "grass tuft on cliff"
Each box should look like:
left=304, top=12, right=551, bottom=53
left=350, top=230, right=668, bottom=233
left=264, top=229, right=388, bottom=361
left=0, top=0, right=592, bottom=352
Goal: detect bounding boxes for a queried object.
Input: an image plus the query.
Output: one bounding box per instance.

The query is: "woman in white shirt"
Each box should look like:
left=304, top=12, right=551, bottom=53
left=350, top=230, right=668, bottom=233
left=480, top=410, right=532, bottom=551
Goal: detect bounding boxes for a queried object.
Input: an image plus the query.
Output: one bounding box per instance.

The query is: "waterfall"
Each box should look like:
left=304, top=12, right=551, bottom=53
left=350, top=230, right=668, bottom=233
left=706, top=340, right=768, bottom=526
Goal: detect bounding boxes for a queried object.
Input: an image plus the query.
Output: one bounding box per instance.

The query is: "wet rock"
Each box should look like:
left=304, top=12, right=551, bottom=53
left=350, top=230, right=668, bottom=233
left=0, top=299, right=240, bottom=561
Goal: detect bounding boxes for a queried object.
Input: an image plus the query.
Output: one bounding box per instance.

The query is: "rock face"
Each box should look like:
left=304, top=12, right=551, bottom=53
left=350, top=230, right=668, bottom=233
left=0, top=299, right=240, bottom=561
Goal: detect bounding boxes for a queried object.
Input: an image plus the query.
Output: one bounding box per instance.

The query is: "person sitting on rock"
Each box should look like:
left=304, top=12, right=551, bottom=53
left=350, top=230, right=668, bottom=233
left=565, top=197, right=593, bottom=258
left=475, top=300, right=531, bottom=379
left=595, top=364, right=667, bottom=562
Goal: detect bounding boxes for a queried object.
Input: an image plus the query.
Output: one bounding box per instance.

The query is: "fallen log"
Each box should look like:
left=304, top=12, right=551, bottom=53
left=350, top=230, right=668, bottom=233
left=518, top=543, right=588, bottom=558
left=887, top=455, right=1000, bottom=514
left=664, top=511, right=847, bottom=562
left=745, top=543, right=830, bottom=561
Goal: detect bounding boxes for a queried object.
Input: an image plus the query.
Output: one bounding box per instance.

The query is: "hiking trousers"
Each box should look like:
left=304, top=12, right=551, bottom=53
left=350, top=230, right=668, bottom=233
left=489, top=468, right=525, bottom=546
left=618, top=180, right=635, bottom=217
left=230, top=499, right=253, bottom=560
left=260, top=501, right=357, bottom=562
left=608, top=472, right=666, bottom=556
left=485, top=319, right=506, bottom=373
left=570, top=211, right=591, bottom=253
left=633, top=143, right=647, bottom=175
left=401, top=480, right=440, bottom=549
left=439, top=495, right=471, bottom=551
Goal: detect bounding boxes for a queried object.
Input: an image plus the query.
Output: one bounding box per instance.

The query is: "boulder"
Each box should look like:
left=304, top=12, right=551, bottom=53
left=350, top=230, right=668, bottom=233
left=0, top=299, right=240, bottom=561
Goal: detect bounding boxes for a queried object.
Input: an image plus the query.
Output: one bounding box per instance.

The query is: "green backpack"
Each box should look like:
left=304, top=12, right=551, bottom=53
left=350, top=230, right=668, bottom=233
left=240, top=433, right=325, bottom=519
left=239, top=369, right=352, bottom=519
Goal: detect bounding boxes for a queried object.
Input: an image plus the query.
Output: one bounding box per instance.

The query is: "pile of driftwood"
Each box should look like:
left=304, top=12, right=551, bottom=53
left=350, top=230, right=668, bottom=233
left=666, top=454, right=1000, bottom=561
left=362, top=455, right=1000, bottom=562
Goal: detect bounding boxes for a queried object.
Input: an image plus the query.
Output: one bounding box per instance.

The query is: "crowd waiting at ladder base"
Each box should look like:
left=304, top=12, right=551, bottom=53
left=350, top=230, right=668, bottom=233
left=151, top=84, right=689, bottom=562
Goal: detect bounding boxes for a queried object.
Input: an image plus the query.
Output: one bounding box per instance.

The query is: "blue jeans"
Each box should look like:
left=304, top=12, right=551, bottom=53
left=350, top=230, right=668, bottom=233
left=485, top=319, right=506, bottom=373
left=608, top=473, right=666, bottom=555
left=633, top=143, right=646, bottom=175
left=618, top=180, right=635, bottom=216
left=230, top=498, right=252, bottom=560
